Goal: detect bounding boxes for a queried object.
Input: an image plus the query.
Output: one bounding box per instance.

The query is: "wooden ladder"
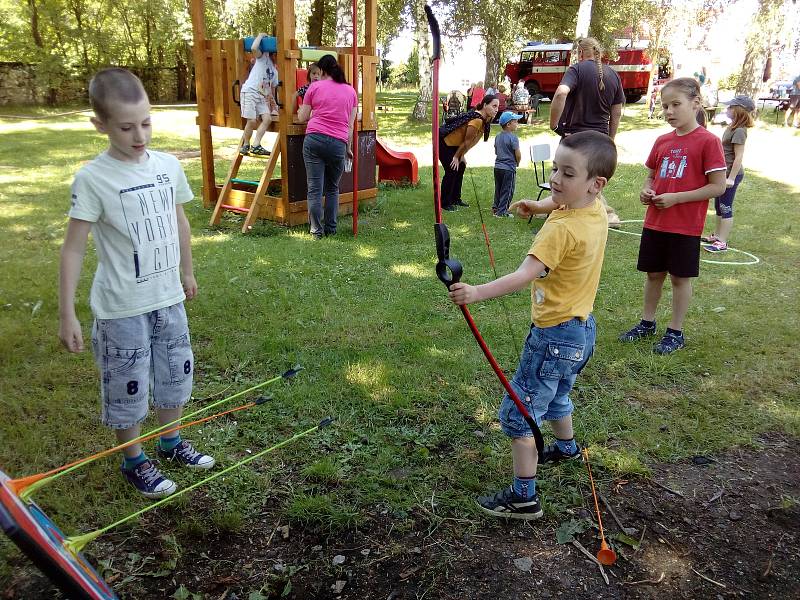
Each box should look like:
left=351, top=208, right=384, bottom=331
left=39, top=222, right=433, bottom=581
left=209, top=134, right=281, bottom=233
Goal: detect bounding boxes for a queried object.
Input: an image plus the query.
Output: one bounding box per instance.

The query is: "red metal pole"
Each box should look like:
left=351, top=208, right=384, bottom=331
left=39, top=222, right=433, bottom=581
left=352, top=0, right=359, bottom=236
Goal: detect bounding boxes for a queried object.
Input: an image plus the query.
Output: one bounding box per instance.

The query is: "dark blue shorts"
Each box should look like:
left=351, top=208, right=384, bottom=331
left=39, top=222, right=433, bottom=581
left=498, top=316, right=596, bottom=438
left=715, top=171, right=743, bottom=217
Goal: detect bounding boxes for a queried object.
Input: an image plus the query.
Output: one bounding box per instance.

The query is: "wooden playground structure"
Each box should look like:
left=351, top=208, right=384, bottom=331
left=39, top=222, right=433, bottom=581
left=189, top=0, right=379, bottom=233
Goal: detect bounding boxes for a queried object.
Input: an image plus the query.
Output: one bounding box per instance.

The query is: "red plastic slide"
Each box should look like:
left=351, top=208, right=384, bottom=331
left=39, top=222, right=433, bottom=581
left=376, top=137, right=419, bottom=185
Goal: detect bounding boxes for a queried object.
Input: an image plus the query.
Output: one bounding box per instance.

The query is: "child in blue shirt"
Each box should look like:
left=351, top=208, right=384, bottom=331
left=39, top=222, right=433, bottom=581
left=492, top=111, right=522, bottom=217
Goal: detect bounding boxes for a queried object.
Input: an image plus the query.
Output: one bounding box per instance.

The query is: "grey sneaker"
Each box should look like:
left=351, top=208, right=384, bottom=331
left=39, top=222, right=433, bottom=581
left=476, top=486, right=543, bottom=520
left=239, top=143, right=250, bottom=155
left=540, top=442, right=582, bottom=466
left=157, top=440, right=215, bottom=470
left=249, top=144, right=270, bottom=156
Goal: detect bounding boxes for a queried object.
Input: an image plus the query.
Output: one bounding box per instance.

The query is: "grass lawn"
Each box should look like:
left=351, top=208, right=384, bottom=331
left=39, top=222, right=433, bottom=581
left=1, top=92, right=798, bottom=589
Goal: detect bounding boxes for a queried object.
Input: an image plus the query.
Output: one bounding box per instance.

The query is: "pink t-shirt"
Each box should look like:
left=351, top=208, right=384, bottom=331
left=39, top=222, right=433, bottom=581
left=303, top=79, right=358, bottom=142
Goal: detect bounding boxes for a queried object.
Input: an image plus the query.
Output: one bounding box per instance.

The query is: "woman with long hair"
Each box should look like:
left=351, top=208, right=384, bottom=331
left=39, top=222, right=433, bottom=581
left=297, top=54, right=358, bottom=238
left=438, top=94, right=500, bottom=211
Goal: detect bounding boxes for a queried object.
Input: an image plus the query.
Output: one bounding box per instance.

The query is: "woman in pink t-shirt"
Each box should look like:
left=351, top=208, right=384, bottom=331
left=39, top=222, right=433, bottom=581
left=297, top=54, right=358, bottom=238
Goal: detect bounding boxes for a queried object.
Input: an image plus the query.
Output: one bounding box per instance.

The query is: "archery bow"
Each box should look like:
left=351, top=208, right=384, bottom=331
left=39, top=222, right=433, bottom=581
left=424, top=5, right=543, bottom=462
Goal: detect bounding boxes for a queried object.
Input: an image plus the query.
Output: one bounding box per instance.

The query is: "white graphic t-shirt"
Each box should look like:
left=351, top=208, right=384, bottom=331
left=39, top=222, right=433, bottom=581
left=241, top=53, right=278, bottom=97
left=69, top=150, right=193, bottom=319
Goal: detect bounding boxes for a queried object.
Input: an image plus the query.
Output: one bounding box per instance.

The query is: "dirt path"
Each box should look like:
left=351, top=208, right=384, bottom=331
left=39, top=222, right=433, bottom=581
left=4, top=433, right=797, bottom=599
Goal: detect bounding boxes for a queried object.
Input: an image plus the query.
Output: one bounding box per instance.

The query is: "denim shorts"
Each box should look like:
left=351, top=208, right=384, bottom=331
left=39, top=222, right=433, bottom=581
left=498, top=316, right=596, bottom=438
left=91, top=303, right=193, bottom=429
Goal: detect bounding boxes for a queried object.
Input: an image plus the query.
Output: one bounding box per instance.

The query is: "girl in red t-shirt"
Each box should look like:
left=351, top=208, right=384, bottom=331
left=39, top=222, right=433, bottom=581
left=619, top=78, right=726, bottom=355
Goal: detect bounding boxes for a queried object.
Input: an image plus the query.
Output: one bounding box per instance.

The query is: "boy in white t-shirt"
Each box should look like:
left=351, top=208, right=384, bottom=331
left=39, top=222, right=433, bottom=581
left=59, top=68, right=214, bottom=499
left=240, top=33, right=279, bottom=156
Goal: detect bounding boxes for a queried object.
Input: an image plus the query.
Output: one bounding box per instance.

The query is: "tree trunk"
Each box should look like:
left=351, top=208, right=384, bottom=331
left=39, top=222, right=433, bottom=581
left=484, top=45, right=501, bottom=89
left=336, top=0, right=353, bottom=47
left=307, top=0, right=324, bottom=46
left=27, top=0, right=43, bottom=48
left=411, top=0, right=432, bottom=121
left=736, top=0, right=782, bottom=98
left=576, top=0, right=593, bottom=38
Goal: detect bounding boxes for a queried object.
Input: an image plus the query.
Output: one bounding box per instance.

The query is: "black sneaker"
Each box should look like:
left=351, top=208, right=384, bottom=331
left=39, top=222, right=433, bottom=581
left=540, top=442, right=582, bottom=466
left=476, top=486, right=543, bottom=520
left=619, top=321, right=656, bottom=342
left=443, top=205, right=458, bottom=212
left=121, top=460, right=177, bottom=499
left=157, top=439, right=215, bottom=469
left=653, top=331, right=685, bottom=355
left=239, top=144, right=250, bottom=155
left=250, top=145, right=270, bottom=156
left=455, top=200, right=470, bottom=207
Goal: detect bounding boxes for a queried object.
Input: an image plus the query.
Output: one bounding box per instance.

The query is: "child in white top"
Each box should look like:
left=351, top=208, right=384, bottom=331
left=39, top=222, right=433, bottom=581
left=240, top=33, right=279, bottom=156
left=59, top=68, right=214, bottom=499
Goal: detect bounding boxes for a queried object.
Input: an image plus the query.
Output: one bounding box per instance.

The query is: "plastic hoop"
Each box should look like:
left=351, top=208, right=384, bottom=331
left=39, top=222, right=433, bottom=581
left=610, top=219, right=760, bottom=266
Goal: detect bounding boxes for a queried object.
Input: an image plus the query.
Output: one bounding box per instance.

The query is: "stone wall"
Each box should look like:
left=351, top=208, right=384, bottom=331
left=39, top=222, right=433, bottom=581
left=0, top=63, right=194, bottom=106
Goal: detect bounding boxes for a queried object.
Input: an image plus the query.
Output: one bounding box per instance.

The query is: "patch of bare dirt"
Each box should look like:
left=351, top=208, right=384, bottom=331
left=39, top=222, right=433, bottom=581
left=3, top=432, right=798, bottom=599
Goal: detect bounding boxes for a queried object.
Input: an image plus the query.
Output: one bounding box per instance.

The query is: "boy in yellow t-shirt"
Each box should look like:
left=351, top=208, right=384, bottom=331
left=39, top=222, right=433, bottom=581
left=448, top=130, right=616, bottom=520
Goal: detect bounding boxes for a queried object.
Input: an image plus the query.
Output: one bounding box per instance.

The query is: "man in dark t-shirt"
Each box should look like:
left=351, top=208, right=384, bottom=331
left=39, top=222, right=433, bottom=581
left=549, top=49, right=625, bottom=136
left=549, top=38, right=625, bottom=226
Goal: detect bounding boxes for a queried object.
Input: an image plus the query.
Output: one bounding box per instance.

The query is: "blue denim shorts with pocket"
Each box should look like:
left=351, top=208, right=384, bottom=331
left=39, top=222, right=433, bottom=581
left=498, top=316, right=596, bottom=438
left=91, top=303, right=193, bottom=429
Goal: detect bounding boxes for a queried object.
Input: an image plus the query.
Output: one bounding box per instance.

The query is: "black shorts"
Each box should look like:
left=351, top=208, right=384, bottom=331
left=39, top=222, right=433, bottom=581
left=789, top=95, right=800, bottom=110
left=637, top=227, right=701, bottom=278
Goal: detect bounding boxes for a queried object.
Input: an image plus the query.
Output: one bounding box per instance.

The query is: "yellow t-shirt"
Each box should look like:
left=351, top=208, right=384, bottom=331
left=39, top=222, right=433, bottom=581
left=528, top=199, right=608, bottom=328
left=443, top=118, right=484, bottom=147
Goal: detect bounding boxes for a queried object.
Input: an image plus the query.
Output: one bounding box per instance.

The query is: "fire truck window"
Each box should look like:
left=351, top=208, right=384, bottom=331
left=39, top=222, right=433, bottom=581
left=546, top=52, right=560, bottom=63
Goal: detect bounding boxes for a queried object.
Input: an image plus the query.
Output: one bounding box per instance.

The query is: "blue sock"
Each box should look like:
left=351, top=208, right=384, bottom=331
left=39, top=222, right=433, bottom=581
left=123, top=451, right=148, bottom=470
left=556, top=437, right=578, bottom=456
left=666, top=327, right=682, bottom=337
left=160, top=433, right=181, bottom=451
left=512, top=476, right=537, bottom=500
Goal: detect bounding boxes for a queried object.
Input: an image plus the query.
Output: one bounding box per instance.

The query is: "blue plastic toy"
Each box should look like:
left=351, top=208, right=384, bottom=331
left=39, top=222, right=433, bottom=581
left=243, top=36, right=278, bottom=53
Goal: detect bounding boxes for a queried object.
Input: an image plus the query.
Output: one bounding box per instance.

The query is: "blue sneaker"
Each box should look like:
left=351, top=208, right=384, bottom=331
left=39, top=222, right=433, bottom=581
left=121, top=460, right=176, bottom=499
left=157, top=439, right=215, bottom=470
left=653, top=331, right=685, bottom=355
left=619, top=321, right=657, bottom=342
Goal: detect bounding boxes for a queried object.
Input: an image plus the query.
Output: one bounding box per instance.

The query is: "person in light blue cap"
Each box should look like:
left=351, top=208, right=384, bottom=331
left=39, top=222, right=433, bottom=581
left=493, top=111, right=523, bottom=217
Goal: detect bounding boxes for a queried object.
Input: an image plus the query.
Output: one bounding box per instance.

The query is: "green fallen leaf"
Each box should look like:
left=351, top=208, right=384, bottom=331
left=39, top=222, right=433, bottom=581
left=556, top=518, right=590, bottom=544
left=613, top=532, right=640, bottom=549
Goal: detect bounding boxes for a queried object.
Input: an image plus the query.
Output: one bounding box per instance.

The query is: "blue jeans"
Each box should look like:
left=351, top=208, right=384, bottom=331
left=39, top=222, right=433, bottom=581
left=499, top=316, right=596, bottom=438
left=303, top=133, right=347, bottom=236
left=493, top=167, right=516, bottom=215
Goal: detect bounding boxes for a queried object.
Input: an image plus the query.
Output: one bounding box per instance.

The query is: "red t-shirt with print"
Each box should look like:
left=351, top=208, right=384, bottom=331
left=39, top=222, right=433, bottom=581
left=643, top=126, right=726, bottom=236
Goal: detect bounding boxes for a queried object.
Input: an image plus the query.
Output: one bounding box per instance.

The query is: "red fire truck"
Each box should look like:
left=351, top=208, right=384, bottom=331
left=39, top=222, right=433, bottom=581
left=504, top=42, right=652, bottom=103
